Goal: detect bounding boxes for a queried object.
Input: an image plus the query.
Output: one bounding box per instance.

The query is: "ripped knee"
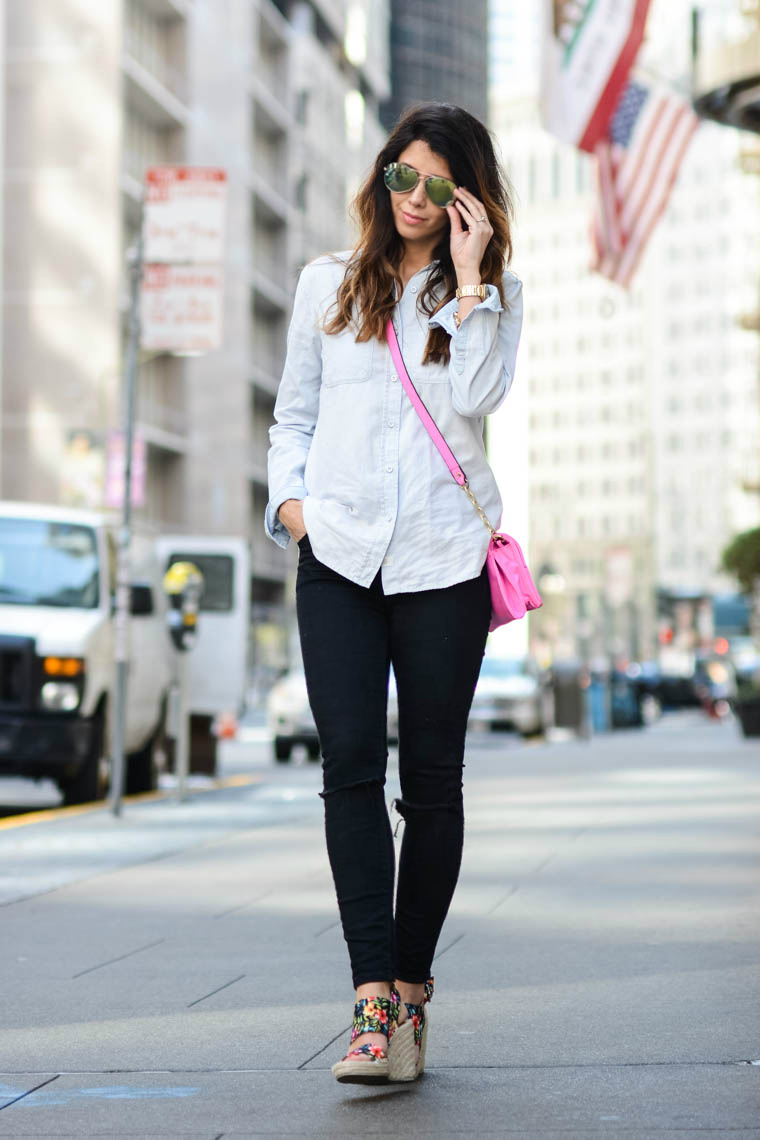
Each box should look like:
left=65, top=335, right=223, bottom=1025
left=320, top=775, right=386, bottom=801
left=392, top=793, right=463, bottom=820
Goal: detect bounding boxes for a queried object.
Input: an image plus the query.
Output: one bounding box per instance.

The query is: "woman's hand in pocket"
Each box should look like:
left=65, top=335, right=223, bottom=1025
left=278, top=499, right=307, bottom=543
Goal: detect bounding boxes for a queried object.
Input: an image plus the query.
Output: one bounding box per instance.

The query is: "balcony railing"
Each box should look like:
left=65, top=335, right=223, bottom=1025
left=123, top=23, right=188, bottom=105
left=140, top=398, right=188, bottom=437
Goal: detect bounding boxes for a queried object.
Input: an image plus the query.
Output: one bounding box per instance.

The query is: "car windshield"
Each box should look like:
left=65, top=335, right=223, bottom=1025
left=479, top=658, right=527, bottom=679
left=0, top=518, right=100, bottom=608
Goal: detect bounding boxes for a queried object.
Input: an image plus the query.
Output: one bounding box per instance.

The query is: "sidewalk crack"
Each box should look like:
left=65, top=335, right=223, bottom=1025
left=188, top=975, right=245, bottom=1008
left=434, top=932, right=466, bottom=959
left=314, top=919, right=340, bottom=938
left=0, top=1074, right=59, bottom=1111
left=72, top=938, right=166, bottom=978
left=298, top=1024, right=351, bottom=1070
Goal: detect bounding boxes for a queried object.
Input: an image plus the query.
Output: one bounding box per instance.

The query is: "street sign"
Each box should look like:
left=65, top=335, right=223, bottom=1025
left=143, top=166, right=228, bottom=264
left=112, top=166, right=227, bottom=815
left=140, top=264, right=224, bottom=352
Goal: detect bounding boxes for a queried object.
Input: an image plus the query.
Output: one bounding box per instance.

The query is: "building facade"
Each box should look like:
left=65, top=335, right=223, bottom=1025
left=0, top=0, right=390, bottom=685
left=489, top=0, right=760, bottom=663
left=381, top=0, right=488, bottom=130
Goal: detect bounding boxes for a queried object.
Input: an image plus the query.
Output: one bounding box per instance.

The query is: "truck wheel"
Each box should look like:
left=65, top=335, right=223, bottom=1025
left=126, top=735, right=159, bottom=795
left=60, top=710, right=107, bottom=806
left=126, top=698, right=166, bottom=795
left=274, top=737, right=292, bottom=763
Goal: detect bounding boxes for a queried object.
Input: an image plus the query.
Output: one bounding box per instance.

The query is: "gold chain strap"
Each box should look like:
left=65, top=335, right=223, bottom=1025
left=461, top=479, right=497, bottom=538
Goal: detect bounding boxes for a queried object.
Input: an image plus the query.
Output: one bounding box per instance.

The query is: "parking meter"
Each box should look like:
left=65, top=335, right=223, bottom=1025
left=162, top=561, right=204, bottom=802
left=163, top=561, right=204, bottom=652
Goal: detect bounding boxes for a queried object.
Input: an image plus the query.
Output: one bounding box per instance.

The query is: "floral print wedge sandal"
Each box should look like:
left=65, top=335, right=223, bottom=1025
left=388, top=977, right=434, bottom=1082
left=331, top=992, right=400, bottom=1085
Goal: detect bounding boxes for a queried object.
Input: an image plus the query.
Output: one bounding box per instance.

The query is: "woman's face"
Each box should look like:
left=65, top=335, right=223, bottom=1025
left=387, top=139, right=454, bottom=249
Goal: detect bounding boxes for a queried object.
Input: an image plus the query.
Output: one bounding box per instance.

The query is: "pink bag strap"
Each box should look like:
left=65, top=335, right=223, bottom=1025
left=385, top=318, right=467, bottom=487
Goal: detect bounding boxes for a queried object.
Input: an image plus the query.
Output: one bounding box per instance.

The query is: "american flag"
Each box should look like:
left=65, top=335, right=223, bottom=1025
left=592, top=76, right=700, bottom=287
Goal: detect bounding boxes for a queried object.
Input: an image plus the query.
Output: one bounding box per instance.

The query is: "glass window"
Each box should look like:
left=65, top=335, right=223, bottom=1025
left=164, top=553, right=234, bottom=613
left=0, top=518, right=99, bottom=608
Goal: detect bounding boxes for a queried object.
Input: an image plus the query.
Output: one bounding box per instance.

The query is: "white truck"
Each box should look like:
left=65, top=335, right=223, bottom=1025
left=0, top=502, right=172, bottom=804
left=155, top=535, right=250, bottom=774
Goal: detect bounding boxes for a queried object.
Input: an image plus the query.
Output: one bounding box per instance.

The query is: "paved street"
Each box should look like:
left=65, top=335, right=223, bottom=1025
left=0, top=712, right=758, bottom=1138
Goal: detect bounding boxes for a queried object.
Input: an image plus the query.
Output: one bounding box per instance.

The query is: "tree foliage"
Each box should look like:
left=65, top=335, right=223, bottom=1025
left=721, top=527, right=760, bottom=595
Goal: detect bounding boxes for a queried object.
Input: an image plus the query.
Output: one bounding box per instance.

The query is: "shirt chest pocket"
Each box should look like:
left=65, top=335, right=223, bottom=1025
left=321, top=327, right=375, bottom=387
left=413, top=357, right=450, bottom=385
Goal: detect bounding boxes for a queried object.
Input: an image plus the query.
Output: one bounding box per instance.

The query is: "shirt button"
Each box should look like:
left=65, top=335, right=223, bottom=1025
left=390, top=374, right=397, bottom=382
left=411, top=285, right=418, bottom=293
left=388, top=420, right=395, bottom=428
left=386, top=464, right=393, bottom=473
left=386, top=515, right=393, bottom=522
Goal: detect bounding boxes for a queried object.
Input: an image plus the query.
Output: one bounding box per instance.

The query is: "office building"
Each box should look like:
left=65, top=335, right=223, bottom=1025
left=382, top=0, right=488, bottom=129
left=488, top=0, right=760, bottom=662
left=0, top=0, right=390, bottom=684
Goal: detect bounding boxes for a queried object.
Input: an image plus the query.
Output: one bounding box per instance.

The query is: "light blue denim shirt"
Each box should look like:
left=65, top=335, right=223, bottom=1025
left=265, top=251, right=523, bottom=594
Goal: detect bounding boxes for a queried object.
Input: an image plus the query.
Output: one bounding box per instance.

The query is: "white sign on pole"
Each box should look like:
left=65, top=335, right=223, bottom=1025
left=143, top=166, right=228, bottom=264
left=140, top=166, right=227, bottom=353
left=140, top=264, right=224, bottom=353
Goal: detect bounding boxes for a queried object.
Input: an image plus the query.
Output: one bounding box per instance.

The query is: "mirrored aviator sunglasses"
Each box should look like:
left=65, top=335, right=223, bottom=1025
left=383, top=162, right=456, bottom=209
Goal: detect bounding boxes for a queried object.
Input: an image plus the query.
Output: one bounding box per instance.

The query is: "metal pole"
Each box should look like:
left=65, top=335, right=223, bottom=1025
left=111, top=231, right=144, bottom=817
left=176, top=653, right=190, bottom=803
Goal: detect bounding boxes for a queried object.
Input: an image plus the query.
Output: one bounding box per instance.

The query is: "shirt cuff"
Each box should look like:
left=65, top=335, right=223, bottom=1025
left=428, top=284, right=503, bottom=337
left=265, top=487, right=306, bottom=549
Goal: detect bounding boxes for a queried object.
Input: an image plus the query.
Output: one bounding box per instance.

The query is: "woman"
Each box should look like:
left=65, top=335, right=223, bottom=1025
left=266, top=102, right=523, bottom=1084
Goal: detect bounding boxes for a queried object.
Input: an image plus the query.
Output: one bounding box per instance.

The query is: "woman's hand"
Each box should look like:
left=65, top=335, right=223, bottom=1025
left=278, top=499, right=307, bottom=542
left=446, top=186, right=493, bottom=282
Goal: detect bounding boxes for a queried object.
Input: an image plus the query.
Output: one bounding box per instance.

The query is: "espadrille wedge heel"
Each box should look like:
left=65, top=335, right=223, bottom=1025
left=331, top=991, right=400, bottom=1085
left=388, top=977, right=434, bottom=1082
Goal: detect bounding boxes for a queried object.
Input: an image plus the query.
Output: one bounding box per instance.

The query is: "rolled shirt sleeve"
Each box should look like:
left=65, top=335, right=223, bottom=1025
left=265, top=265, right=323, bottom=548
left=428, top=271, right=523, bottom=419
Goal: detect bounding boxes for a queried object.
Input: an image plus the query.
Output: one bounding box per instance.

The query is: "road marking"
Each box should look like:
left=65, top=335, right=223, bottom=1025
left=0, top=774, right=263, bottom=832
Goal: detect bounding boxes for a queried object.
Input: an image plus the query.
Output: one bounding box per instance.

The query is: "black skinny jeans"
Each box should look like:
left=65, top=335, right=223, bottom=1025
left=295, top=535, right=491, bottom=988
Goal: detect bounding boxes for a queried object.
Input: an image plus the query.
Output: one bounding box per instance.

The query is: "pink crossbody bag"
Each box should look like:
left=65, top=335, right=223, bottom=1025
left=386, top=318, right=542, bottom=630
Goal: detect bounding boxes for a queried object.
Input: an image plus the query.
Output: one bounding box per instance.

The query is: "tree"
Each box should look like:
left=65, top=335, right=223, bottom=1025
left=722, top=527, right=760, bottom=643
left=721, top=527, right=760, bottom=594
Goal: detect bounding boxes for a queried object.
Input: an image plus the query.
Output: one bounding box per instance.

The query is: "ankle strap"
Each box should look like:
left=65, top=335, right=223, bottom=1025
left=393, top=977, right=434, bottom=1008
left=349, top=992, right=400, bottom=1044
left=345, top=1042, right=386, bottom=1061
left=396, top=979, right=434, bottom=1049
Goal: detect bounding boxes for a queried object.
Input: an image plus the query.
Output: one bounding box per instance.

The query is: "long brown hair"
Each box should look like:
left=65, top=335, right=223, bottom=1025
left=323, top=102, right=515, bottom=365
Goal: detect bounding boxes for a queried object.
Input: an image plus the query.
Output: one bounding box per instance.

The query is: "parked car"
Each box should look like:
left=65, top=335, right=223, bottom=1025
left=692, top=654, right=737, bottom=719
left=267, top=667, right=399, bottom=763
left=468, top=656, right=545, bottom=736
left=267, top=669, right=320, bottom=763
left=0, top=502, right=172, bottom=804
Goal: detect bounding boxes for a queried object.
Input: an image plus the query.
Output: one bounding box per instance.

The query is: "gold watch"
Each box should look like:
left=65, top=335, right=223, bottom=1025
left=455, top=283, right=487, bottom=300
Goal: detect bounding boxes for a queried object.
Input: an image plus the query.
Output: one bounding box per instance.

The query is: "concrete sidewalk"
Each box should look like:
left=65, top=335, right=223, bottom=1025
left=0, top=713, right=758, bottom=1138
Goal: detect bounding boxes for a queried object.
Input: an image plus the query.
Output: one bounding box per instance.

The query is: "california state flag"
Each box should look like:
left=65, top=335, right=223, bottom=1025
left=540, top=0, right=653, bottom=153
